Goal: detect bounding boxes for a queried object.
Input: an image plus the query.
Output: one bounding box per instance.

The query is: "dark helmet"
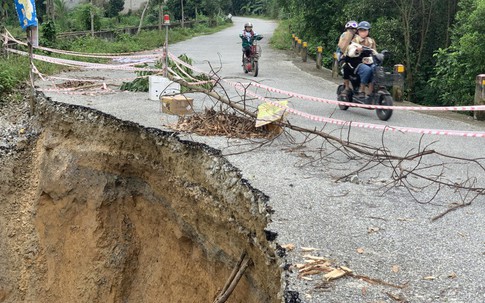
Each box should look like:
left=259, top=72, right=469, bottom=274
left=345, top=20, right=358, bottom=30
left=358, top=21, right=371, bottom=30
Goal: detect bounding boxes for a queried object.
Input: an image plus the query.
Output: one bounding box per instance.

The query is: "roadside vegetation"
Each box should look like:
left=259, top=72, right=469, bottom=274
left=1, top=0, right=484, bottom=107
left=275, top=0, right=485, bottom=107
left=0, top=0, right=232, bottom=99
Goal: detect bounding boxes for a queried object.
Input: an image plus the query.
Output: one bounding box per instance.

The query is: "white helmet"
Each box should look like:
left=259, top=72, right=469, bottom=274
left=345, top=20, right=358, bottom=30
left=244, top=22, right=253, bottom=28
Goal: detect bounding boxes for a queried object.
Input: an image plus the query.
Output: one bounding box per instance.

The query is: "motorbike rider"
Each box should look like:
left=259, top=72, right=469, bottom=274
left=337, top=20, right=358, bottom=95
left=239, top=22, right=263, bottom=60
left=346, top=21, right=377, bottom=102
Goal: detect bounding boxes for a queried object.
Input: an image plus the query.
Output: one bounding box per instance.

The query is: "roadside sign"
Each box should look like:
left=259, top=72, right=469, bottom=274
left=14, top=0, right=38, bottom=30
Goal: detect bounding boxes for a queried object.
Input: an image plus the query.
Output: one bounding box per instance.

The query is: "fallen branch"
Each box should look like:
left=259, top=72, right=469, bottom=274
left=349, top=273, right=407, bottom=289
left=213, top=252, right=251, bottom=303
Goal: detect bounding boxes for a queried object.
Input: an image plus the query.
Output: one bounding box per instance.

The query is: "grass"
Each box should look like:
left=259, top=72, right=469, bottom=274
left=269, top=19, right=292, bottom=51
left=0, top=21, right=232, bottom=97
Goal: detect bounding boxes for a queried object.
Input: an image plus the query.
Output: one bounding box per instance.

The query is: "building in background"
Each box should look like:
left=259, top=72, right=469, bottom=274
left=64, top=0, right=146, bottom=13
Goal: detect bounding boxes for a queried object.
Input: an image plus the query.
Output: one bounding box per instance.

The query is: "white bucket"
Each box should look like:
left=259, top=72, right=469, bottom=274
left=148, top=76, right=180, bottom=101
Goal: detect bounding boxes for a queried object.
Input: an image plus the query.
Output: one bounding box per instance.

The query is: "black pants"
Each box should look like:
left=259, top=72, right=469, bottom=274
left=243, top=46, right=252, bottom=59
left=342, top=57, right=361, bottom=80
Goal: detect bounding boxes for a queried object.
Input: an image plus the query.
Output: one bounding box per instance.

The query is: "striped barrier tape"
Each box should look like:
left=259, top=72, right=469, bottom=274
left=245, top=82, right=485, bottom=112
left=7, top=43, right=484, bottom=137
left=166, top=52, right=484, bottom=112
left=226, top=81, right=485, bottom=138
left=5, top=32, right=480, bottom=113
left=3, top=31, right=162, bottom=58
left=7, top=48, right=166, bottom=73
left=40, top=89, right=115, bottom=96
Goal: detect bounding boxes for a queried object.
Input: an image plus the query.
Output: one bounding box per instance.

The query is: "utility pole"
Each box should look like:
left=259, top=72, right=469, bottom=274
left=90, top=0, right=94, bottom=37
left=159, top=0, right=162, bottom=31
left=181, top=0, right=184, bottom=28
left=163, top=14, right=170, bottom=77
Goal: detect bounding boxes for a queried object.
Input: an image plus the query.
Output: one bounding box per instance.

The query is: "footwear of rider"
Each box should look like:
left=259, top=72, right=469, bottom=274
left=357, top=92, right=365, bottom=99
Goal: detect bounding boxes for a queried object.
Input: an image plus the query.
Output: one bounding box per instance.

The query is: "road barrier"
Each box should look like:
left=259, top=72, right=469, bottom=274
left=316, top=46, right=323, bottom=69
left=302, top=42, right=308, bottom=62
left=5, top=35, right=484, bottom=138
left=474, top=74, right=485, bottom=121
left=392, top=64, right=405, bottom=101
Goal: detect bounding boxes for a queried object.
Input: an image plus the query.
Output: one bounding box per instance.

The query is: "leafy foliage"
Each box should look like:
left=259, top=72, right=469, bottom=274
left=277, top=0, right=480, bottom=106
left=0, top=10, right=229, bottom=99
left=120, top=66, right=152, bottom=92
left=41, top=19, right=57, bottom=47
left=53, top=0, right=69, bottom=30
left=428, top=0, right=485, bottom=106
left=120, top=54, right=213, bottom=93
left=105, top=0, right=124, bottom=18
left=71, top=3, right=102, bottom=31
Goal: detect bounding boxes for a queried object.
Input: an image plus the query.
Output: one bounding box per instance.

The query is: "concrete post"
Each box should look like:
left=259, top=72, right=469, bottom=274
left=392, top=64, right=405, bottom=102
left=474, top=74, right=485, bottom=121
left=316, top=46, right=323, bottom=69
left=302, top=42, right=308, bottom=62
left=331, top=52, right=339, bottom=78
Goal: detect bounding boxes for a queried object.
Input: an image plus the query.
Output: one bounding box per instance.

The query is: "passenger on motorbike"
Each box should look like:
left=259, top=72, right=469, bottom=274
left=347, top=21, right=377, bottom=102
left=239, top=22, right=263, bottom=60
left=337, top=20, right=358, bottom=94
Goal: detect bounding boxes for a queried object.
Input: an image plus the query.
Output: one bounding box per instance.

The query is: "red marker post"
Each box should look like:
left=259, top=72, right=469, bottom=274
left=163, top=14, right=170, bottom=77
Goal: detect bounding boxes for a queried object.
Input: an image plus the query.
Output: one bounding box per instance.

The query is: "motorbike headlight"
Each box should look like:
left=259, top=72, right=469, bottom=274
left=395, top=64, right=405, bottom=73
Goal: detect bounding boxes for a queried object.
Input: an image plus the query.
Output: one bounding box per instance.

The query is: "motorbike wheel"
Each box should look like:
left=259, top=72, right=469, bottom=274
left=336, top=85, right=349, bottom=110
left=375, top=94, right=393, bottom=121
left=253, top=59, right=259, bottom=77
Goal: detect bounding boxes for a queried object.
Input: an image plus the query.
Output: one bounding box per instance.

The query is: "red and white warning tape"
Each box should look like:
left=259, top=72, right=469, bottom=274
left=3, top=30, right=163, bottom=59
left=6, top=48, right=166, bottom=72
left=244, top=82, right=485, bottom=112
left=167, top=52, right=484, bottom=112
left=226, top=81, right=485, bottom=138
left=5, top=37, right=484, bottom=137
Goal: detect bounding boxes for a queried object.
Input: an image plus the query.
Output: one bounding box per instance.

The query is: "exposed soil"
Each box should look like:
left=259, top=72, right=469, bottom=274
left=0, top=92, right=283, bottom=302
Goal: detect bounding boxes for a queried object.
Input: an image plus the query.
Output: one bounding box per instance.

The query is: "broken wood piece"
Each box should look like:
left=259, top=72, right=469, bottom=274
left=323, top=268, right=348, bottom=281
left=301, top=247, right=320, bottom=252
left=213, top=252, right=251, bottom=303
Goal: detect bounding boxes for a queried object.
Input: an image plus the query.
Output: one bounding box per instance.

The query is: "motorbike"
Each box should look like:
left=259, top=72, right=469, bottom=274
left=336, top=47, right=398, bottom=121
left=241, top=37, right=263, bottom=77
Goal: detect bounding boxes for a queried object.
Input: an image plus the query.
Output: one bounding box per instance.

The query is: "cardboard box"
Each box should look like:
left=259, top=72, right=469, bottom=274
left=161, top=95, right=194, bottom=115
left=149, top=76, right=180, bottom=101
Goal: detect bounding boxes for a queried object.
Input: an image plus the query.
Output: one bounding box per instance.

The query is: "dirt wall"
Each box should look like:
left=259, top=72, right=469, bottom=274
left=0, top=95, right=282, bottom=302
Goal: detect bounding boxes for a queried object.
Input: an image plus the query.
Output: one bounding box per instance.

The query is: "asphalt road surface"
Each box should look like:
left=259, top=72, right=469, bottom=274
left=39, top=17, right=485, bottom=303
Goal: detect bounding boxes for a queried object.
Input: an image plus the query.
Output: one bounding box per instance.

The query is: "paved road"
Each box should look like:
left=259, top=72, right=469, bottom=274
left=39, top=17, right=485, bottom=303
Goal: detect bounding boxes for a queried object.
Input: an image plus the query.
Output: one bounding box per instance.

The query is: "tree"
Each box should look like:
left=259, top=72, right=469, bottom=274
left=137, top=0, right=150, bottom=34
left=0, top=2, right=6, bottom=57
left=53, top=0, right=69, bottom=30
left=105, top=0, right=124, bottom=18
left=429, top=0, right=485, bottom=106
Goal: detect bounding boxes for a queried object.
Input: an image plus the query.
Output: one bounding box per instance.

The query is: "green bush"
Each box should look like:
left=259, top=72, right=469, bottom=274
left=0, top=56, right=29, bottom=94
left=0, top=17, right=231, bottom=100
left=0, top=70, right=17, bottom=94
left=71, top=4, right=103, bottom=31
left=269, top=20, right=292, bottom=50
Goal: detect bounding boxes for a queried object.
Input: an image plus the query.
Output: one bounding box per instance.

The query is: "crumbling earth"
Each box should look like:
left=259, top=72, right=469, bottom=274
left=0, top=92, right=284, bottom=302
